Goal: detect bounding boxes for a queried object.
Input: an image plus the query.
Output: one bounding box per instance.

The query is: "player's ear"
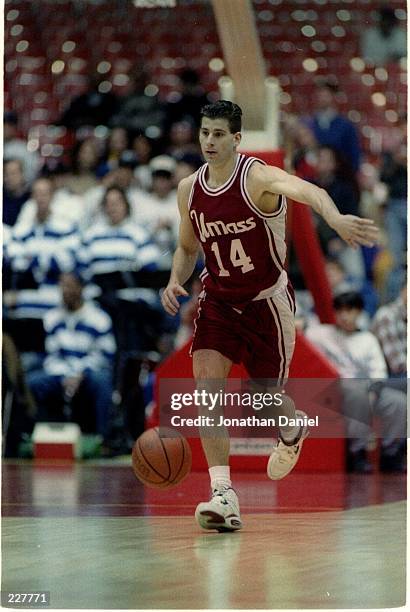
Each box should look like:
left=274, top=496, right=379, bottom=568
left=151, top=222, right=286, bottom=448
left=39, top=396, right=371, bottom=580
left=233, top=131, right=242, bottom=148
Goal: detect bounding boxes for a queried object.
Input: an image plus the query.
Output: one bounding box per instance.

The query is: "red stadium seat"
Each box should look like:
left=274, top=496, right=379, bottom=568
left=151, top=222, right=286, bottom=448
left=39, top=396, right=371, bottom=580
left=4, top=0, right=407, bottom=146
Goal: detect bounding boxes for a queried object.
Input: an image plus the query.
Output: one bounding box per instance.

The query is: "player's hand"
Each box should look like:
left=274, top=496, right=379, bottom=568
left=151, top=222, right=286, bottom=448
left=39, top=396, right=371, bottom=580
left=332, top=215, right=379, bottom=249
left=161, top=282, right=189, bottom=316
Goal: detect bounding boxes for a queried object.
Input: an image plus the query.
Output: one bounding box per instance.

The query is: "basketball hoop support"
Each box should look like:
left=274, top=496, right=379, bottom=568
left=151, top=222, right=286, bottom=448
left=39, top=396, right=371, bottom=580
left=219, top=75, right=281, bottom=151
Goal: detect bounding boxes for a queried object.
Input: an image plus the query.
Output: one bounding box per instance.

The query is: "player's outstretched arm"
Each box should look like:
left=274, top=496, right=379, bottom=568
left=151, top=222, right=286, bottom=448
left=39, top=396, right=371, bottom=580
left=161, top=176, right=200, bottom=316
left=255, top=164, right=379, bottom=249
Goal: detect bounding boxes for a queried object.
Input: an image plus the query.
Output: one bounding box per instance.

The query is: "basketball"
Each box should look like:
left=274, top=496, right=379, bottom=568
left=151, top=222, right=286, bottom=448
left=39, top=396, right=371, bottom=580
left=132, top=427, right=192, bottom=488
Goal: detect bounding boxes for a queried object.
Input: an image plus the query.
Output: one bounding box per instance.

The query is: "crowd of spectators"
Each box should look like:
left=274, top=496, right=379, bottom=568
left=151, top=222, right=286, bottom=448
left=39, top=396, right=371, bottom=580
left=2, top=67, right=209, bottom=456
left=286, top=75, right=407, bottom=309
left=2, top=47, right=407, bottom=464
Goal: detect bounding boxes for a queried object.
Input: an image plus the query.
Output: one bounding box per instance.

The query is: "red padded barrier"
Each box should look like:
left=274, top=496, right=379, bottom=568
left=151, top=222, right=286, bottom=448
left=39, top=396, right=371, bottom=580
left=150, top=333, right=344, bottom=472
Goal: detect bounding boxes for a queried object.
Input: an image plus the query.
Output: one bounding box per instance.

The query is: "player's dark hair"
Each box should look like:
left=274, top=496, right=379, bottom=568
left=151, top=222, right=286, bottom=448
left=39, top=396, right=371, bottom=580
left=333, top=291, right=364, bottom=311
left=200, top=100, right=242, bottom=133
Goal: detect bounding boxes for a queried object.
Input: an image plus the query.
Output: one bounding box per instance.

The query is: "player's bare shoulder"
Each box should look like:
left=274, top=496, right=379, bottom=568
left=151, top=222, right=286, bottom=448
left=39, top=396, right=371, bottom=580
left=246, top=160, right=282, bottom=211
left=247, top=160, right=280, bottom=189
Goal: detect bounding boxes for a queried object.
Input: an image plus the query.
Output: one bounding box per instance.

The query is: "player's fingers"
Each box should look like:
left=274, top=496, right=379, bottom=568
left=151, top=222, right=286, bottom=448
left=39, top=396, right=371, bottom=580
left=355, top=217, right=375, bottom=225
left=357, top=217, right=376, bottom=227
left=351, top=218, right=377, bottom=233
left=366, top=229, right=380, bottom=242
left=166, top=289, right=181, bottom=309
left=165, top=299, right=179, bottom=315
left=163, top=299, right=178, bottom=316
left=352, top=229, right=373, bottom=242
left=355, top=221, right=379, bottom=238
left=358, top=222, right=379, bottom=235
left=354, top=227, right=379, bottom=246
left=160, top=290, right=179, bottom=315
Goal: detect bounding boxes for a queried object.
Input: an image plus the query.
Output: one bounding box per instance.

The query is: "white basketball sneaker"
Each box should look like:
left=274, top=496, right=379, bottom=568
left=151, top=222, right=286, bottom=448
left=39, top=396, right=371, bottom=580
left=267, top=410, right=309, bottom=480
left=195, top=486, right=243, bottom=532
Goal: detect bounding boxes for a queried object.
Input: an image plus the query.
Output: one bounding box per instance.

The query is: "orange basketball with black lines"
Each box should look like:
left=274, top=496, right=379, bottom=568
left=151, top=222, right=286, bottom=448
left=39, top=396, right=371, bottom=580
left=132, top=427, right=192, bottom=488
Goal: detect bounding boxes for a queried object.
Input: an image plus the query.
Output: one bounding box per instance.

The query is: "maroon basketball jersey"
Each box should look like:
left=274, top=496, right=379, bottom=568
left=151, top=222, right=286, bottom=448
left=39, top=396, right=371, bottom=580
left=189, top=153, right=288, bottom=307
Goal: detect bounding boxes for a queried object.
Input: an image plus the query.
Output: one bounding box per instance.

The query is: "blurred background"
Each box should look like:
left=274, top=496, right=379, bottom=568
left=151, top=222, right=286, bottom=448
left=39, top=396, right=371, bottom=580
left=3, top=0, right=407, bottom=462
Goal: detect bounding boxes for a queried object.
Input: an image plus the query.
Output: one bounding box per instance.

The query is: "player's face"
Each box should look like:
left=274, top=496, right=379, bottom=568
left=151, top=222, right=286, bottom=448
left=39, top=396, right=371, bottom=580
left=199, top=118, right=241, bottom=165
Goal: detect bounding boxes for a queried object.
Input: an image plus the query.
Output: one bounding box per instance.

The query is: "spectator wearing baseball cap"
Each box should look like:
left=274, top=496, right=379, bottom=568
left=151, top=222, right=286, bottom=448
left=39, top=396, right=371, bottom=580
left=133, top=155, right=178, bottom=270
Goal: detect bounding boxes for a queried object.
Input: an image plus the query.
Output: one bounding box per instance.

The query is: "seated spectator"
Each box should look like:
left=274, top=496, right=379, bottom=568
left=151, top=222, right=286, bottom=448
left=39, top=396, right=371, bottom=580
left=360, top=5, right=407, bottom=66
left=4, top=178, right=79, bottom=356
left=371, top=282, right=407, bottom=378
left=135, top=155, right=178, bottom=270
left=132, top=132, right=156, bottom=191
left=82, top=150, right=143, bottom=229
left=14, top=175, right=84, bottom=228
left=79, top=186, right=163, bottom=353
left=166, top=120, right=201, bottom=159
left=80, top=186, right=160, bottom=283
left=58, top=71, right=118, bottom=130
left=27, top=272, right=115, bottom=440
left=110, top=68, right=165, bottom=134
left=2, top=224, right=13, bottom=292
left=290, top=120, right=319, bottom=182
left=325, top=258, right=379, bottom=320
left=63, top=138, right=101, bottom=195
left=316, top=146, right=360, bottom=215
left=3, top=159, right=31, bottom=227
left=314, top=146, right=365, bottom=280
left=4, top=111, right=41, bottom=184
left=305, top=292, right=406, bottom=473
left=307, top=80, right=361, bottom=173
left=96, top=127, right=130, bottom=177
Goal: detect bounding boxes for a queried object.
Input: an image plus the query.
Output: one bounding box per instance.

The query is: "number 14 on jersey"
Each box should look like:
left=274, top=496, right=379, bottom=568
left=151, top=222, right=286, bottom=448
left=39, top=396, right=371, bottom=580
left=211, top=239, right=255, bottom=276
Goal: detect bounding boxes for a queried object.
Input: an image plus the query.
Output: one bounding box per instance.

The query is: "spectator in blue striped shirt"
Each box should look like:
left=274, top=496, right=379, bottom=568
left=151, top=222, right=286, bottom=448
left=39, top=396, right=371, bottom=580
left=79, top=185, right=160, bottom=282
left=79, top=186, right=165, bottom=353
left=27, top=272, right=116, bottom=439
left=4, top=177, right=80, bottom=357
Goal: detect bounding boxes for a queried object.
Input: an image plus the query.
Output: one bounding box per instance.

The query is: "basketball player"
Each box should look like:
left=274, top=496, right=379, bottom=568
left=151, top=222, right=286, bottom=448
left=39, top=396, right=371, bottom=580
left=161, top=101, right=378, bottom=531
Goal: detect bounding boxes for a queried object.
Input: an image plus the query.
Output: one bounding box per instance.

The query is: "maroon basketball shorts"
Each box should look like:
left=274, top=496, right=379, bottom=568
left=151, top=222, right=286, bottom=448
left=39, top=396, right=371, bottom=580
left=190, top=285, right=296, bottom=382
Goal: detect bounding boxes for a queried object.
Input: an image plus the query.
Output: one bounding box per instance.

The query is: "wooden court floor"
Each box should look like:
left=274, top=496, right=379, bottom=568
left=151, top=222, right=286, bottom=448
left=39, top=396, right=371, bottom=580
left=2, top=461, right=407, bottom=609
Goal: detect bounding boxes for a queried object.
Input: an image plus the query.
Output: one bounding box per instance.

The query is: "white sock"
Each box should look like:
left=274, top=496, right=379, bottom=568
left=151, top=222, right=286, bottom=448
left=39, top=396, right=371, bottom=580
left=209, top=465, right=231, bottom=490
left=280, top=423, right=301, bottom=444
